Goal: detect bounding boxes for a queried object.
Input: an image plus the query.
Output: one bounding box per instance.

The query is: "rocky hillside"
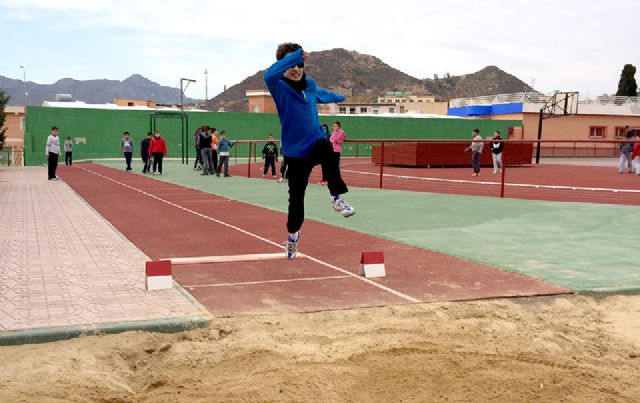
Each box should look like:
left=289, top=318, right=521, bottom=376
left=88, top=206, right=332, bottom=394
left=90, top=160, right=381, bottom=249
left=205, top=48, right=534, bottom=112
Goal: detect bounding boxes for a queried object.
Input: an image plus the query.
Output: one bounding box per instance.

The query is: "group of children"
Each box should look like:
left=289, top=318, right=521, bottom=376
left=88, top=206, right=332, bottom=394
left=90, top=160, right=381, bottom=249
left=192, top=126, right=236, bottom=177
left=122, top=131, right=168, bottom=175
left=619, top=127, right=640, bottom=175
left=259, top=121, right=346, bottom=186
left=464, top=128, right=504, bottom=177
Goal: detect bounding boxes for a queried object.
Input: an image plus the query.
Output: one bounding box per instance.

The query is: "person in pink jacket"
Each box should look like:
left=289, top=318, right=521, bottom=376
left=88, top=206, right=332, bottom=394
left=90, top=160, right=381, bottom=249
left=631, top=139, right=640, bottom=176
left=330, top=120, right=346, bottom=161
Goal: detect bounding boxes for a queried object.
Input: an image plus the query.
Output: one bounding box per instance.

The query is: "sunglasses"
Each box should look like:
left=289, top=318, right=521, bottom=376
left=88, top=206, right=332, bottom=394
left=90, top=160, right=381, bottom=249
left=295, top=62, right=304, bottom=68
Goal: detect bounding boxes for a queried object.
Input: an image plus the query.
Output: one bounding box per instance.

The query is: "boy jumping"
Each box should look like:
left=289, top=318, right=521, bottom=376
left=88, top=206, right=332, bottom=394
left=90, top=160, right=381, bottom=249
left=264, top=42, right=355, bottom=260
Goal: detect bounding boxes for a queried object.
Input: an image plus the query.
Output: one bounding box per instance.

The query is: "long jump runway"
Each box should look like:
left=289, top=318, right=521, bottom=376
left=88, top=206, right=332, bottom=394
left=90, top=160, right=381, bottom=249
left=59, top=163, right=570, bottom=316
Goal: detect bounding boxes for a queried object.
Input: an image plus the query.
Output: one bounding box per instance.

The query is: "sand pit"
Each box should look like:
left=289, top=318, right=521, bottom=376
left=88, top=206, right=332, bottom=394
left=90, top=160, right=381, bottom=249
left=1, top=294, right=639, bottom=402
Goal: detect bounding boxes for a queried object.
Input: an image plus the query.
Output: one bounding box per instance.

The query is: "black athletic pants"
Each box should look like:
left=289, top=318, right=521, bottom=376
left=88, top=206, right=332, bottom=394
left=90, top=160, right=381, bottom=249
left=48, top=153, right=59, bottom=179
left=194, top=147, right=203, bottom=168
left=124, top=152, right=132, bottom=171
left=286, top=139, right=348, bottom=233
left=152, top=152, right=164, bottom=173
left=263, top=156, right=276, bottom=176
left=142, top=155, right=151, bottom=173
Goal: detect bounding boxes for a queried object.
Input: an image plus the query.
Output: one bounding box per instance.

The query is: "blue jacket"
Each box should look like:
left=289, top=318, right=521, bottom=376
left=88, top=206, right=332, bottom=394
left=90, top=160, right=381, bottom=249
left=218, top=138, right=235, bottom=153
left=264, top=49, right=345, bottom=158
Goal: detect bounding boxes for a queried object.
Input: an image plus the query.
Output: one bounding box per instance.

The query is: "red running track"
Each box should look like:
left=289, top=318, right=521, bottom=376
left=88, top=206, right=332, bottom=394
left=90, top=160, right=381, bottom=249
left=59, top=163, right=570, bottom=316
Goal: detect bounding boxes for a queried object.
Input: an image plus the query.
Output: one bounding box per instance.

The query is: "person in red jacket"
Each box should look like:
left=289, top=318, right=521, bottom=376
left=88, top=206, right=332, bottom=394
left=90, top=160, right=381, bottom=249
left=631, top=139, right=640, bottom=176
left=148, top=131, right=168, bottom=175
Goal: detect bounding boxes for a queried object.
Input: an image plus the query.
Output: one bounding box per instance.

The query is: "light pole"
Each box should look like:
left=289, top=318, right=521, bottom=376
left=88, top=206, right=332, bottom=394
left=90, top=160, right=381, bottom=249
left=180, top=78, right=196, bottom=111
left=19, top=65, right=27, bottom=107
left=204, top=69, right=208, bottom=101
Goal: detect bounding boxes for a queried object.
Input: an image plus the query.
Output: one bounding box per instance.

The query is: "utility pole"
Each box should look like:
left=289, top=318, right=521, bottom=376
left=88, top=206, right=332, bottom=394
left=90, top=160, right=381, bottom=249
left=204, top=69, right=208, bottom=101
left=19, top=65, right=27, bottom=107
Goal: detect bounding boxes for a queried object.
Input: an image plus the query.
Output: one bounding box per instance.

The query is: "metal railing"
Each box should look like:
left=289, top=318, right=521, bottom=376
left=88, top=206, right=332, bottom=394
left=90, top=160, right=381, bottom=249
left=449, top=92, right=549, bottom=107
left=450, top=92, right=640, bottom=108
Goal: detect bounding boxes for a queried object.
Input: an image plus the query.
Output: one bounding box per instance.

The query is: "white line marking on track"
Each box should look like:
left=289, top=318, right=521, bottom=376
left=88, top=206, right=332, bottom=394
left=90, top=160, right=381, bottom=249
left=341, top=169, right=640, bottom=194
left=78, top=166, right=420, bottom=303
left=184, top=275, right=352, bottom=289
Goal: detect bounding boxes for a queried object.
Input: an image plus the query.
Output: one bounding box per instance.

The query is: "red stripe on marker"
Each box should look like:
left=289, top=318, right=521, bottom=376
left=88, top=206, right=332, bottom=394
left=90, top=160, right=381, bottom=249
left=145, top=260, right=172, bottom=277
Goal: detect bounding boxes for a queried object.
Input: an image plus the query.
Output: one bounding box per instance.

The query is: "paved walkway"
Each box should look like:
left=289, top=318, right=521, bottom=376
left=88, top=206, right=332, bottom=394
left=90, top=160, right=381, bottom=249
left=0, top=167, right=209, bottom=342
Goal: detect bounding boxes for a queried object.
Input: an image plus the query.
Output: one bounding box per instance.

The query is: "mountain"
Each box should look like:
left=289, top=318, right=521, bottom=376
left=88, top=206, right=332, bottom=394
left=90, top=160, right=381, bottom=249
left=0, top=74, right=200, bottom=106
left=421, top=66, right=534, bottom=99
left=205, top=48, right=534, bottom=112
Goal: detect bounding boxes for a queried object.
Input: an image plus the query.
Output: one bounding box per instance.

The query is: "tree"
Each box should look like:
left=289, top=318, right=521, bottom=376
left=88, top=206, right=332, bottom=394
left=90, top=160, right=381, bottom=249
left=615, top=64, right=638, bottom=97
left=0, top=90, right=9, bottom=150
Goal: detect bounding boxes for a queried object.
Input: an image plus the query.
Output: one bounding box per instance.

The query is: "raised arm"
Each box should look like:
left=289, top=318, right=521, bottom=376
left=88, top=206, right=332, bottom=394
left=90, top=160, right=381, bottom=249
left=263, top=48, right=304, bottom=91
left=316, top=87, right=345, bottom=104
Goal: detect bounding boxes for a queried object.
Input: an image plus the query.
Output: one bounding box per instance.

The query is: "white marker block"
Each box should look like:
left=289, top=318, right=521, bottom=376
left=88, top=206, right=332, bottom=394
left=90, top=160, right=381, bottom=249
left=359, top=252, right=386, bottom=278
left=146, top=260, right=173, bottom=290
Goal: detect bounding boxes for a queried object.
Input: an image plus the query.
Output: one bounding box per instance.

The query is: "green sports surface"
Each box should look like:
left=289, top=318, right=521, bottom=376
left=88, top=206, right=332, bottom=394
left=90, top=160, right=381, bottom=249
left=96, top=159, right=640, bottom=293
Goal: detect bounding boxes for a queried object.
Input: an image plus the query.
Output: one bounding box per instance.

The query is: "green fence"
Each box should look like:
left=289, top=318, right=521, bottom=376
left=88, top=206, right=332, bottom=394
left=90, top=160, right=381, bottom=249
left=24, top=106, right=520, bottom=166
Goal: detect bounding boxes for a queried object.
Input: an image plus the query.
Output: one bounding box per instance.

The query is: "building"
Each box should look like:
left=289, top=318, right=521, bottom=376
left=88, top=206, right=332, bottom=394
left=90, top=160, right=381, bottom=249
left=448, top=92, right=640, bottom=155
left=246, top=89, right=448, bottom=116
left=320, top=102, right=400, bottom=115
left=1, top=106, right=25, bottom=165
left=246, top=90, right=276, bottom=113
left=114, top=98, right=157, bottom=108
left=377, top=92, right=448, bottom=115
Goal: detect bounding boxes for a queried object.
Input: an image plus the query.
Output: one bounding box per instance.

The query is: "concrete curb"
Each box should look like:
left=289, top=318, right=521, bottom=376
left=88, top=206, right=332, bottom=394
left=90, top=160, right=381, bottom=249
left=0, top=316, right=212, bottom=346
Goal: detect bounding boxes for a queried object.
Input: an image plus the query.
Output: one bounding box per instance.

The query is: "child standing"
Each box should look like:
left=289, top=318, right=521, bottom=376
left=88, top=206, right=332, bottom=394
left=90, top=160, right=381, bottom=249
left=619, top=131, right=635, bottom=174
left=211, top=127, right=219, bottom=175
left=148, top=131, right=167, bottom=175
left=490, top=130, right=504, bottom=174
left=330, top=121, right=346, bottom=163
left=64, top=136, right=73, bottom=166
left=45, top=126, right=61, bottom=180
left=464, top=128, right=484, bottom=177
left=193, top=128, right=204, bottom=171
left=264, top=42, right=355, bottom=259
left=199, top=127, right=215, bottom=175
left=141, top=132, right=152, bottom=174
left=121, top=131, right=134, bottom=172
left=216, top=131, right=236, bottom=177
left=262, top=134, right=279, bottom=178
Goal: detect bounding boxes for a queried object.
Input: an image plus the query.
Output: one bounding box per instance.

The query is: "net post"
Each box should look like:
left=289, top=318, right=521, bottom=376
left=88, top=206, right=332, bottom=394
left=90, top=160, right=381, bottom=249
left=535, top=109, right=543, bottom=164
left=379, top=141, right=385, bottom=189
left=500, top=143, right=506, bottom=198
left=247, top=141, right=252, bottom=178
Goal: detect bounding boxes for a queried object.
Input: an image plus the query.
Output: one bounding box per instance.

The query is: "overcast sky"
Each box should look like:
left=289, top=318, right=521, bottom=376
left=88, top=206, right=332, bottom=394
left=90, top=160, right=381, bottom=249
left=1, top=0, right=638, bottom=100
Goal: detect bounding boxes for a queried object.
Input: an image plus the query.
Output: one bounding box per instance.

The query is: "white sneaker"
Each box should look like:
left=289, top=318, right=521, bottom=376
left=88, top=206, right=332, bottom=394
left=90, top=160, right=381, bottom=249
left=492, top=170, right=497, bottom=174
left=285, top=231, right=300, bottom=260
left=332, top=197, right=356, bottom=218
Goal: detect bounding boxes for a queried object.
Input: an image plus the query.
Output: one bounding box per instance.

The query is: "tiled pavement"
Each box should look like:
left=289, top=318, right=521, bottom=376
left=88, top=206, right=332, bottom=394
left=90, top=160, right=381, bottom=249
left=0, top=167, right=209, bottom=339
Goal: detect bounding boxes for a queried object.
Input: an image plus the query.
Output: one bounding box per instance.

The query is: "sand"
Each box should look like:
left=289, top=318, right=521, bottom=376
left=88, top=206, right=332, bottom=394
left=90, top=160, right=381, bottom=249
left=1, top=294, right=639, bottom=402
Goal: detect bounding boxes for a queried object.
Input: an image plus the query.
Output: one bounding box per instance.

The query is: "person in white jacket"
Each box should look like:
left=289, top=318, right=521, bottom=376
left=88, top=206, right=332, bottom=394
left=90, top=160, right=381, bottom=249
left=45, top=126, right=61, bottom=180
